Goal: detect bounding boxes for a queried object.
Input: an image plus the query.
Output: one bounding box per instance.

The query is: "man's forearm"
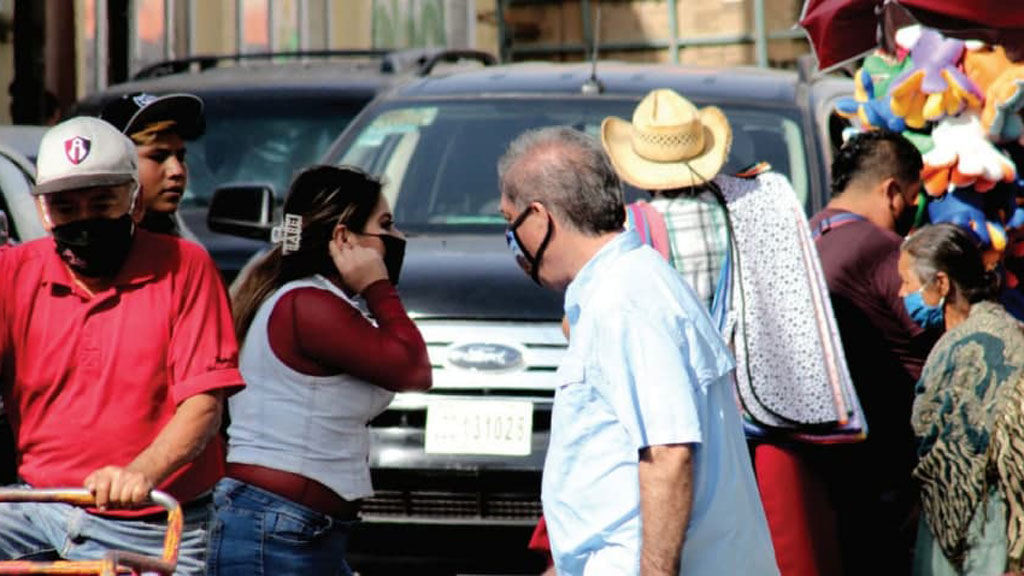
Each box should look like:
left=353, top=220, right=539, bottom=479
left=128, top=391, right=223, bottom=486
left=638, top=443, right=694, bottom=576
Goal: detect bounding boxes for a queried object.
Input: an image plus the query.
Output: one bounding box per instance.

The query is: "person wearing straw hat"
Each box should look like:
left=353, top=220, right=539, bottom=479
left=603, top=89, right=861, bottom=576
left=0, top=117, right=243, bottom=575
left=601, top=88, right=732, bottom=310
left=499, top=125, right=778, bottom=576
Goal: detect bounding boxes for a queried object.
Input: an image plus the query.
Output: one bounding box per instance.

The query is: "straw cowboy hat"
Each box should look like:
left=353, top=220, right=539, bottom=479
left=602, top=89, right=732, bottom=191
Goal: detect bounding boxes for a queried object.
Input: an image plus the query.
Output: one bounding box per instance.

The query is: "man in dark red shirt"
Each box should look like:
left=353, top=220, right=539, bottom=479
left=0, top=116, right=243, bottom=575
left=808, top=130, right=937, bottom=575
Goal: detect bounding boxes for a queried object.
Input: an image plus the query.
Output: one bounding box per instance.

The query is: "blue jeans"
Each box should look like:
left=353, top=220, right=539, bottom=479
left=206, top=477, right=356, bottom=576
left=0, top=485, right=212, bottom=576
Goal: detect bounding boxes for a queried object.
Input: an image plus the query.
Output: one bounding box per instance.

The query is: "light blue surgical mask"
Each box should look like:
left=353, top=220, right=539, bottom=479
left=903, top=288, right=945, bottom=330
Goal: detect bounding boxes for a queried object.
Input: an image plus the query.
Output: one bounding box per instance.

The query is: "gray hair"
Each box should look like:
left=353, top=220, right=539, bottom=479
left=498, top=126, right=625, bottom=235
left=901, top=223, right=998, bottom=304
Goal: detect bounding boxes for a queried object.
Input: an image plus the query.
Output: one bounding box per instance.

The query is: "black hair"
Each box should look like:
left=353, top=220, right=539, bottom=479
left=830, top=130, right=923, bottom=197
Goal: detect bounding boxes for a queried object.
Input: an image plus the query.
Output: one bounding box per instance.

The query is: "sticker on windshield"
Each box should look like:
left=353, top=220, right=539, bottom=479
left=355, top=107, right=439, bottom=147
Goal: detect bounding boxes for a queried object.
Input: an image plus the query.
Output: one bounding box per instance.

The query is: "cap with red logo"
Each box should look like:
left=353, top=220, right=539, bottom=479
left=34, top=117, right=138, bottom=196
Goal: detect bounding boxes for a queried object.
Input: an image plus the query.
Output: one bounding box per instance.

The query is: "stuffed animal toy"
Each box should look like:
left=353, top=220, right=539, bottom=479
left=894, top=25, right=921, bottom=60
left=964, top=45, right=1024, bottom=143
left=927, top=186, right=1008, bottom=251
left=965, top=45, right=1014, bottom=92
left=890, top=29, right=983, bottom=128
left=984, top=70, right=1024, bottom=143
left=836, top=54, right=912, bottom=132
left=902, top=130, right=934, bottom=155
left=921, top=113, right=1017, bottom=196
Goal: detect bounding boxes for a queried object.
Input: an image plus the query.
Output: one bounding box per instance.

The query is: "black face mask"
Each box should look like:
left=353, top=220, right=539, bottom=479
left=506, top=205, right=553, bottom=286
left=52, top=214, right=136, bottom=278
left=363, top=233, right=407, bottom=286
left=894, top=191, right=925, bottom=237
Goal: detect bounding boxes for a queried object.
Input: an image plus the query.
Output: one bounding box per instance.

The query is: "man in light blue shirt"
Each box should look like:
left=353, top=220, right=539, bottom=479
left=498, top=127, right=777, bottom=575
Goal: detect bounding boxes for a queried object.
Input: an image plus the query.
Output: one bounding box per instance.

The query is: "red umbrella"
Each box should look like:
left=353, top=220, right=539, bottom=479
left=800, top=0, right=1024, bottom=71
left=901, top=1, right=1024, bottom=60
left=799, top=0, right=881, bottom=71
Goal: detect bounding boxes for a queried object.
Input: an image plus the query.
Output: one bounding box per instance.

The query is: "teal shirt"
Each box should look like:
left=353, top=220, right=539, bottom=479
left=543, top=230, right=778, bottom=575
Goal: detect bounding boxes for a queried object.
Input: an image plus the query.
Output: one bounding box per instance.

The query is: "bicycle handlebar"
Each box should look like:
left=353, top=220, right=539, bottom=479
left=0, top=488, right=182, bottom=575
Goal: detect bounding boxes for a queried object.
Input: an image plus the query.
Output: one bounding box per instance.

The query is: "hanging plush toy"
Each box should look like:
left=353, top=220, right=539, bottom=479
left=927, top=187, right=1009, bottom=252
left=921, top=113, right=1017, bottom=196
left=836, top=54, right=912, bottom=132
left=964, top=45, right=1024, bottom=143
left=889, top=29, right=983, bottom=128
left=985, top=71, right=1024, bottom=144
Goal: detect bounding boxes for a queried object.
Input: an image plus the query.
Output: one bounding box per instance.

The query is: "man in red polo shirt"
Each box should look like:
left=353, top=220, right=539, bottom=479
left=0, top=116, right=243, bottom=575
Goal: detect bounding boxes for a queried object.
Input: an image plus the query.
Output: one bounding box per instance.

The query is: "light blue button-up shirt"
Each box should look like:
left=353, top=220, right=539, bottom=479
left=543, top=230, right=778, bottom=576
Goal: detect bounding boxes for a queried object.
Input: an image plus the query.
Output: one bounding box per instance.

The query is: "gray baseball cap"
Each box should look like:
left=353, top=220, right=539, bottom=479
left=34, top=117, right=139, bottom=196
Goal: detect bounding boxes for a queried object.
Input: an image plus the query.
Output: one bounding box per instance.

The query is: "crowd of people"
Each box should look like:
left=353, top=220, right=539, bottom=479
left=0, top=83, right=1020, bottom=576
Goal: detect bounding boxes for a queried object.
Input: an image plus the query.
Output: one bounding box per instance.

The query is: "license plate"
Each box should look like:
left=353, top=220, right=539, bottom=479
left=425, top=399, right=533, bottom=456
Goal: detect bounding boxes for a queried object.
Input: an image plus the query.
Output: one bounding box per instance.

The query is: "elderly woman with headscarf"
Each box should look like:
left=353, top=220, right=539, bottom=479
left=897, top=223, right=1024, bottom=576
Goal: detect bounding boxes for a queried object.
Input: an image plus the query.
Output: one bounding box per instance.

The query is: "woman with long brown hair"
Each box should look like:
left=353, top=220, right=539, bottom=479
left=206, top=165, right=431, bottom=575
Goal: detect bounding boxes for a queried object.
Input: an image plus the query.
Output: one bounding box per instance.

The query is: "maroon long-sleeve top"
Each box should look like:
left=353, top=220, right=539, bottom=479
left=266, top=279, right=432, bottom=391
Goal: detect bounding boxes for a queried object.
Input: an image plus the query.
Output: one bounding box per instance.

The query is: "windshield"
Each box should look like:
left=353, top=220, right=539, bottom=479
left=335, top=98, right=809, bottom=232
left=183, top=97, right=368, bottom=206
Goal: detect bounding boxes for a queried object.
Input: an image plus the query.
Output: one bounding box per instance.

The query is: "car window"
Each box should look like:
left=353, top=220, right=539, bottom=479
left=337, top=99, right=809, bottom=232
left=0, top=153, right=44, bottom=242
left=184, top=97, right=369, bottom=206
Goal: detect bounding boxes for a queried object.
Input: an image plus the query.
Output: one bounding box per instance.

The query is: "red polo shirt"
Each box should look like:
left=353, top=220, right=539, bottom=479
left=0, top=229, right=244, bottom=516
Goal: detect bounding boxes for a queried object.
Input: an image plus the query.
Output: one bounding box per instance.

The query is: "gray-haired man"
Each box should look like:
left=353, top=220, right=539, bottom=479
left=499, top=127, right=777, bottom=576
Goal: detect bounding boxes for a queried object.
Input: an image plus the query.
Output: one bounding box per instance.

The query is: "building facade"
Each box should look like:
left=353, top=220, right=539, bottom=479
left=0, top=0, right=808, bottom=125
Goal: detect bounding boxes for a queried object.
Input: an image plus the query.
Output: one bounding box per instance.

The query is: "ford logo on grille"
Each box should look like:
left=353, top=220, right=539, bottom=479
left=446, top=342, right=525, bottom=372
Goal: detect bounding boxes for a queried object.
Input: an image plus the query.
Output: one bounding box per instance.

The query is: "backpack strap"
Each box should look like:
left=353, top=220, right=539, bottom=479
left=626, top=201, right=671, bottom=261
left=626, top=202, right=652, bottom=246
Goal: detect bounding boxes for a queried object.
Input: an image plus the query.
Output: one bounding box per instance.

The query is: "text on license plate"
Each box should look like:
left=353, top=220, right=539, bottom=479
left=424, top=399, right=533, bottom=456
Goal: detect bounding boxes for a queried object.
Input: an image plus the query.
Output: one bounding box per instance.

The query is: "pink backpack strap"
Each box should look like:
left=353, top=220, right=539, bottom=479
left=627, top=203, right=651, bottom=246
left=628, top=201, right=671, bottom=261
left=641, top=203, right=671, bottom=261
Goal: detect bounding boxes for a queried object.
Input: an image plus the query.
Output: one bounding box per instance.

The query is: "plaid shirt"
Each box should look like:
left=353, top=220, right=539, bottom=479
left=647, top=190, right=729, bottom=311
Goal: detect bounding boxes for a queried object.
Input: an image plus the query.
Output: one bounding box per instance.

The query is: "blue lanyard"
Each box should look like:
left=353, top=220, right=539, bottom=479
left=811, top=212, right=866, bottom=241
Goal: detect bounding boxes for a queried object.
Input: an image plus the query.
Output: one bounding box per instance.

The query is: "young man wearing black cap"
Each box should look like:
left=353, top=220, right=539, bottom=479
left=101, top=92, right=205, bottom=238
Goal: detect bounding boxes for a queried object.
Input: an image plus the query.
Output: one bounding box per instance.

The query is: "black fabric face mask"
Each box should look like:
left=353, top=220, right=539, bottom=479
left=506, top=206, right=553, bottom=286
left=52, top=214, right=136, bottom=278
left=363, top=232, right=407, bottom=286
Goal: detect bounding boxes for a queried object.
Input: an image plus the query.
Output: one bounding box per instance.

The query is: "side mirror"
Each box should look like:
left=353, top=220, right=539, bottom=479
left=207, top=183, right=276, bottom=240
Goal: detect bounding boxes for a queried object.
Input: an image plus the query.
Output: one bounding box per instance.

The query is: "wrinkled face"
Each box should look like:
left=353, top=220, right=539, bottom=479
left=137, top=132, right=187, bottom=214
left=898, top=250, right=944, bottom=306
left=500, top=193, right=557, bottom=287
left=38, top=184, right=134, bottom=230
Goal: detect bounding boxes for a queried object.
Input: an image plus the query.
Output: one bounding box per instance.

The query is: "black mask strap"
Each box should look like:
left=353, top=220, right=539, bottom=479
left=529, top=214, right=554, bottom=285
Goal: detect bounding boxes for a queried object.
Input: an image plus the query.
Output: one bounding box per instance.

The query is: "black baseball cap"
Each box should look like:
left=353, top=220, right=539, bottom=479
left=100, top=92, right=205, bottom=140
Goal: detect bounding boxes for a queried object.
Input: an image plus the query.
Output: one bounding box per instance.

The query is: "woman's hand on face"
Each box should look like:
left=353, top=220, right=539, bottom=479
left=329, top=236, right=389, bottom=294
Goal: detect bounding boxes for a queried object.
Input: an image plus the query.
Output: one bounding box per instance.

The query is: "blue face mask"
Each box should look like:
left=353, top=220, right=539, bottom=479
left=903, top=288, right=945, bottom=330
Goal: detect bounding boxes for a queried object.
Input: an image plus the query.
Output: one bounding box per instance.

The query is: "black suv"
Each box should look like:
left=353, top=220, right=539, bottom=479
left=73, top=49, right=495, bottom=280
left=211, top=60, right=853, bottom=574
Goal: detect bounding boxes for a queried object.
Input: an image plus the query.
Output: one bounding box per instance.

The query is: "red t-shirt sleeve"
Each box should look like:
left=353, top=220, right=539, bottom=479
left=269, top=280, right=432, bottom=392
left=169, top=244, right=245, bottom=403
